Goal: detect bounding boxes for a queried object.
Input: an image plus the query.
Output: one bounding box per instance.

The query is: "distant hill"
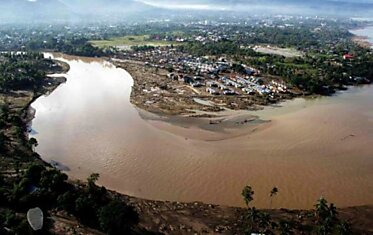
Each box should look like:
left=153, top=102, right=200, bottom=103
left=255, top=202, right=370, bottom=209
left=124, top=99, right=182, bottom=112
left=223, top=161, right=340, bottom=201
left=138, top=0, right=373, bottom=16
left=0, top=0, right=74, bottom=23
left=0, top=0, right=372, bottom=23
left=60, top=0, right=154, bottom=15
left=0, top=0, right=155, bottom=23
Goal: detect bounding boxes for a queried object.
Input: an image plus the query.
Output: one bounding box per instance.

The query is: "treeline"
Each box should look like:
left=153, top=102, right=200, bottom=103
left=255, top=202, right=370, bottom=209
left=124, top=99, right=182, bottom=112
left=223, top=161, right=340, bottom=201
left=179, top=41, right=244, bottom=57
left=26, top=37, right=105, bottom=57
left=179, top=39, right=373, bottom=94
left=131, top=45, right=155, bottom=52
left=241, top=185, right=352, bottom=234
left=247, top=44, right=373, bottom=94
left=233, top=26, right=352, bottom=49
left=0, top=165, right=140, bottom=235
left=0, top=52, right=48, bottom=91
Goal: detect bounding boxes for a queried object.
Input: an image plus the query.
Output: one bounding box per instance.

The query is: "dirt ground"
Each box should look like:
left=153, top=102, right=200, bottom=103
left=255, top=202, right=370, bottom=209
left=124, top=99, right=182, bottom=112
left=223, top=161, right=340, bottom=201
left=113, top=59, right=298, bottom=116
left=352, top=36, right=373, bottom=48
left=51, top=191, right=373, bottom=235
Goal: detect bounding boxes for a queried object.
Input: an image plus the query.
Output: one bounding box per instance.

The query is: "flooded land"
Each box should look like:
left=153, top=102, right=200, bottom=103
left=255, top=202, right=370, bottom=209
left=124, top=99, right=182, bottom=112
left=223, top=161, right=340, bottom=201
left=29, top=51, right=373, bottom=210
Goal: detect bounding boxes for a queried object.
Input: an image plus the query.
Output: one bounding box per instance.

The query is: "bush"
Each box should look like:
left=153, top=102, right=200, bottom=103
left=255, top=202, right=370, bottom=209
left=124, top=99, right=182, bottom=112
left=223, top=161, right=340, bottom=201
left=99, top=200, right=139, bottom=235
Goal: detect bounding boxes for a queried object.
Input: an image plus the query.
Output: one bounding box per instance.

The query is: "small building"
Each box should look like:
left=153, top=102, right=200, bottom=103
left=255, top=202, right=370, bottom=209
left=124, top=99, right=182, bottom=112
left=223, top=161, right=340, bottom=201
left=343, top=54, right=354, bottom=60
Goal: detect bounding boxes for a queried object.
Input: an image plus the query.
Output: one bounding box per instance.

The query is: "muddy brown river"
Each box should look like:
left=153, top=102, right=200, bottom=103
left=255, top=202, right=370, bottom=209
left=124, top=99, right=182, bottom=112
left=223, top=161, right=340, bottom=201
left=31, top=48, right=373, bottom=209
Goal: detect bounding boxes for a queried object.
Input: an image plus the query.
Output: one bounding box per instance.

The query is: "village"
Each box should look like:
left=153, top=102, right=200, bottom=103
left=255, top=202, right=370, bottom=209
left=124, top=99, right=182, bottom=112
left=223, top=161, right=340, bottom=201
left=111, top=45, right=298, bottom=115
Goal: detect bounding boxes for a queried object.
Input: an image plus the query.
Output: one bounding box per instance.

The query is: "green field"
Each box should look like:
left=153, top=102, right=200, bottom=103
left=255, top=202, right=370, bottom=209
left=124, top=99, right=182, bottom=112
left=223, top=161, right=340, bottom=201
left=90, top=35, right=183, bottom=49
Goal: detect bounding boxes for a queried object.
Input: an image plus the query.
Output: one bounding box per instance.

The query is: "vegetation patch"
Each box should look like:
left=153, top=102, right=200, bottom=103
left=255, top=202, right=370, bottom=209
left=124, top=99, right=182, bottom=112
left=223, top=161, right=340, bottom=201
left=90, top=35, right=184, bottom=50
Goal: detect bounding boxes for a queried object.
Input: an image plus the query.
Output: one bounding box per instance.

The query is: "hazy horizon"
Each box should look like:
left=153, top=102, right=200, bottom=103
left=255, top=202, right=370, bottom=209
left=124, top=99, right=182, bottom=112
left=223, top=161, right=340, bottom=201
left=0, top=0, right=373, bottom=23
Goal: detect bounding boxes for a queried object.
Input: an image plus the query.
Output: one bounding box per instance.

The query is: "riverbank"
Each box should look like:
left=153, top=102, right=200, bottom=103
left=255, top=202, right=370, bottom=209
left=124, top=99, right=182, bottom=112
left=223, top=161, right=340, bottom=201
left=350, top=24, right=373, bottom=48
left=0, top=59, right=68, bottom=173
left=352, top=35, right=373, bottom=48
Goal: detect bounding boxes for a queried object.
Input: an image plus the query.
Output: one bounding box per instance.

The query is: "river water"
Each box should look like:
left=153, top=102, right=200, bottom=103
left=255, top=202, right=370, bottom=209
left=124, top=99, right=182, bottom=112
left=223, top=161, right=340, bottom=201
left=31, top=36, right=373, bottom=209
left=350, top=26, right=373, bottom=48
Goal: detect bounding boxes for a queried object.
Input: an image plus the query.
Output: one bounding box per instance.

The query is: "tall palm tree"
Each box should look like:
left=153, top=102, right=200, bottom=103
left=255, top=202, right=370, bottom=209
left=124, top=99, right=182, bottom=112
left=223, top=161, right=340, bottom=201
left=315, top=197, right=329, bottom=221
left=269, top=187, right=278, bottom=209
left=28, top=137, right=38, bottom=151
left=242, top=185, right=254, bottom=208
left=328, top=203, right=338, bottom=221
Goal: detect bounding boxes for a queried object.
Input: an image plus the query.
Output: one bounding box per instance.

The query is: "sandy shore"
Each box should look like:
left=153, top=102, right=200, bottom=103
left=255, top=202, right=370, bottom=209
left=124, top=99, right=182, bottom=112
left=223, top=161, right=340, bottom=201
left=352, top=35, right=373, bottom=48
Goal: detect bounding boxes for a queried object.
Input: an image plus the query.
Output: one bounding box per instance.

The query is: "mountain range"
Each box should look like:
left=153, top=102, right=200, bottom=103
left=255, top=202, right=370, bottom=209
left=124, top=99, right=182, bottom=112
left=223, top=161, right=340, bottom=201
left=0, top=0, right=372, bottom=23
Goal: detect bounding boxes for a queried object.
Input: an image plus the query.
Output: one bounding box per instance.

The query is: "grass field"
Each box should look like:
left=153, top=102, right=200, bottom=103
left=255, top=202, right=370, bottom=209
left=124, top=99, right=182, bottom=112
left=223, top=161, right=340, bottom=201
left=254, top=45, right=304, bottom=58
left=90, top=35, right=183, bottom=50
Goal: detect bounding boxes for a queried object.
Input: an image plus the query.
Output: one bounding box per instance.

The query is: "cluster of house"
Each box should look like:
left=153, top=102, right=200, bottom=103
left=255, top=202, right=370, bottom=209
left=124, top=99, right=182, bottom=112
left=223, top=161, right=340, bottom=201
left=124, top=47, right=231, bottom=74
left=167, top=71, right=289, bottom=97
left=122, top=45, right=291, bottom=98
left=182, top=60, right=230, bottom=74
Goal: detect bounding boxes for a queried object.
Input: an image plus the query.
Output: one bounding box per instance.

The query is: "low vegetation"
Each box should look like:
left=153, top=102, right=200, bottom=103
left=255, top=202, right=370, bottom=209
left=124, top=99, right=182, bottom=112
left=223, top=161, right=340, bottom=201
left=241, top=185, right=352, bottom=234
left=90, top=35, right=184, bottom=50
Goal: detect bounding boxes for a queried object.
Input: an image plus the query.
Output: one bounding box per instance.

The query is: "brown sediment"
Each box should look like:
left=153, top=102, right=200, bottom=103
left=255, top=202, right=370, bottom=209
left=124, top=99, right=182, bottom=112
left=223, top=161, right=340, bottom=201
left=114, top=59, right=223, bottom=115
left=112, top=59, right=297, bottom=117
left=352, top=35, right=373, bottom=48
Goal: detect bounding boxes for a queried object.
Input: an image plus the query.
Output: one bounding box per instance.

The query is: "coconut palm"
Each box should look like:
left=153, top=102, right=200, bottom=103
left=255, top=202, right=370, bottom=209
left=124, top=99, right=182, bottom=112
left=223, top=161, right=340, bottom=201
left=28, top=137, right=38, bottom=151
left=315, top=197, right=329, bottom=221
left=242, top=185, right=254, bottom=208
left=328, top=203, right=338, bottom=221
left=269, top=187, right=278, bottom=209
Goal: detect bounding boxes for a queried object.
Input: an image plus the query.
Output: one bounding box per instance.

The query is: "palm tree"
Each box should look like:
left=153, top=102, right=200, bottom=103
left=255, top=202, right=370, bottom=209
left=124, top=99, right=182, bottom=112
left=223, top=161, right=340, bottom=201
left=269, top=187, right=278, bottom=209
left=328, top=203, right=338, bottom=221
left=87, top=173, right=100, bottom=191
left=28, top=137, right=38, bottom=151
left=242, top=185, right=254, bottom=208
left=315, top=197, right=329, bottom=221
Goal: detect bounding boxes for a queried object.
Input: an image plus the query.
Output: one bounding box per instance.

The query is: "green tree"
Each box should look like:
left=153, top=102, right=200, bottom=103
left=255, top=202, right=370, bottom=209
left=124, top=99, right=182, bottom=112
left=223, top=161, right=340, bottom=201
left=269, top=187, right=279, bottom=209
left=99, top=200, right=139, bottom=235
left=242, top=185, right=254, bottom=208
left=87, top=173, right=100, bottom=190
left=315, top=197, right=329, bottom=221
left=28, top=137, right=38, bottom=151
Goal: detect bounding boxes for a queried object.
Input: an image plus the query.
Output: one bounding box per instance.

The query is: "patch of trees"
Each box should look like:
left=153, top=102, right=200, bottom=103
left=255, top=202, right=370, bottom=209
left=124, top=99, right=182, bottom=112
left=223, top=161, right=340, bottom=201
left=179, top=41, right=243, bottom=56
left=131, top=45, right=155, bottom=52
left=0, top=52, right=47, bottom=91
left=24, top=36, right=105, bottom=57
left=241, top=185, right=352, bottom=234
left=246, top=44, right=373, bottom=94
left=0, top=165, right=139, bottom=235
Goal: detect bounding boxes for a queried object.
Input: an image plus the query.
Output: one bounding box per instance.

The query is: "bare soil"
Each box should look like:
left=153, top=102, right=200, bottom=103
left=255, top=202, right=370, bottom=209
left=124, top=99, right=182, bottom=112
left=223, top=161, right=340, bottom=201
left=113, top=59, right=298, bottom=116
